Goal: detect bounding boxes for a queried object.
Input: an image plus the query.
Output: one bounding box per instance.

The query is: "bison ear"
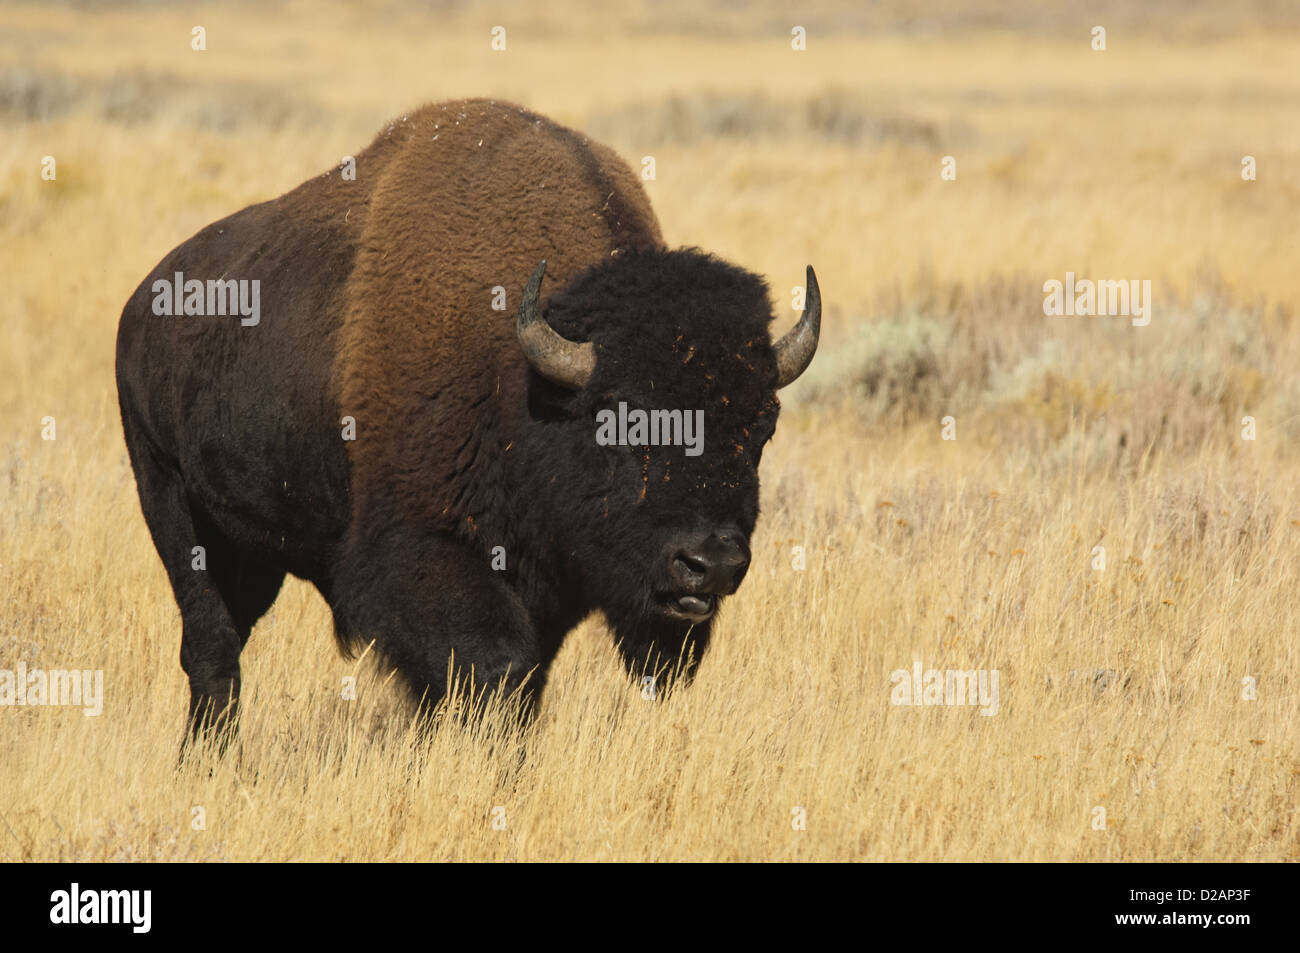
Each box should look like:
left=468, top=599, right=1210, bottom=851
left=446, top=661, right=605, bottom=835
left=517, top=260, right=596, bottom=390
left=773, top=265, right=821, bottom=388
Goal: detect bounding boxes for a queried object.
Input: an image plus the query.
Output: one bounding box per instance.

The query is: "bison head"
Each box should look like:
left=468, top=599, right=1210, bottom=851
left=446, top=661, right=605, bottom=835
left=514, top=248, right=819, bottom=680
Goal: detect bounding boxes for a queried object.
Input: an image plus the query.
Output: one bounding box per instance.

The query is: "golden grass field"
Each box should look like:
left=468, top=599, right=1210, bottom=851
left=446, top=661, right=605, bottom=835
left=1, top=0, right=1298, bottom=860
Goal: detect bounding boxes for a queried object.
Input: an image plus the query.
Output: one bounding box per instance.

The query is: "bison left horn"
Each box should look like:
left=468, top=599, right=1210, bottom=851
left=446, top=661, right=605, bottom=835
left=774, top=265, right=821, bottom=388
left=517, top=259, right=596, bottom=390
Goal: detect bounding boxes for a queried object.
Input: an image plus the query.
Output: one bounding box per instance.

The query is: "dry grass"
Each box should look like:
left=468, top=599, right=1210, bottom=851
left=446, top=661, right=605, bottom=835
left=1, top=1, right=1297, bottom=861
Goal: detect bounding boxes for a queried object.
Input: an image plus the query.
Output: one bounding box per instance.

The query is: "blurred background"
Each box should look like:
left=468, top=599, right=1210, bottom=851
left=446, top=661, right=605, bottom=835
left=1, top=1, right=1297, bottom=860
left=4, top=0, right=1299, bottom=430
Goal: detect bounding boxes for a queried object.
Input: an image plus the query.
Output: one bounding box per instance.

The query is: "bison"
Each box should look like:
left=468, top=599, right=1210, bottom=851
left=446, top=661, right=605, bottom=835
left=115, top=98, right=820, bottom=745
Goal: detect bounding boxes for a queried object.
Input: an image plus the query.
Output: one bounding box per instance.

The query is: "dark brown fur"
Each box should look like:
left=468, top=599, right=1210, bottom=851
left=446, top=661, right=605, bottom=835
left=336, top=99, right=662, bottom=542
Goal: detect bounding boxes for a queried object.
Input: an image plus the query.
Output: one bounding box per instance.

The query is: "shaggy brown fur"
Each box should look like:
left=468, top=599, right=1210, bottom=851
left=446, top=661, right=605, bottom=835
left=334, top=99, right=663, bottom=538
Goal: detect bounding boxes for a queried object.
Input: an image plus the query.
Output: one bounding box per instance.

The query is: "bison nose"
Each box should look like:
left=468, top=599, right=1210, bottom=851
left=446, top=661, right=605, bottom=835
left=670, top=531, right=751, bottom=595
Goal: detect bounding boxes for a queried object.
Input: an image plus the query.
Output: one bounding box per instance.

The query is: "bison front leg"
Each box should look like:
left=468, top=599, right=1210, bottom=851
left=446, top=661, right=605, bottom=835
left=334, top=531, right=544, bottom=725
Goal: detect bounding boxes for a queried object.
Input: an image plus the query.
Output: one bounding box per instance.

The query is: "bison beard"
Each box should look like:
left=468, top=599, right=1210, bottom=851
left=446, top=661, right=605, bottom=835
left=114, top=98, right=820, bottom=750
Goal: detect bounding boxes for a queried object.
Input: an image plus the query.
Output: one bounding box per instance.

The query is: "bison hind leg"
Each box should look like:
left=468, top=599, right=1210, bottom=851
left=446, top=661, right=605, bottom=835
left=196, top=512, right=286, bottom=649
left=122, top=425, right=283, bottom=755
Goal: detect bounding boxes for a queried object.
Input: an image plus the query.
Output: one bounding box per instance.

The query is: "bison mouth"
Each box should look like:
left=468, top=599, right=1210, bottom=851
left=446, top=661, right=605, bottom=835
left=655, top=591, right=717, bottom=622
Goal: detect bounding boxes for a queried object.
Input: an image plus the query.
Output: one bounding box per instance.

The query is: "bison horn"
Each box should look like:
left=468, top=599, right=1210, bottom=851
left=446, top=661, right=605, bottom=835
left=517, top=259, right=596, bottom=390
left=774, top=265, right=821, bottom=388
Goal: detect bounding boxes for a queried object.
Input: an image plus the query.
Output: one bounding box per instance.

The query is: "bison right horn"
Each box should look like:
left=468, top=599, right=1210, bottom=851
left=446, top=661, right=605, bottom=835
left=517, top=260, right=596, bottom=390
left=773, top=265, right=821, bottom=388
